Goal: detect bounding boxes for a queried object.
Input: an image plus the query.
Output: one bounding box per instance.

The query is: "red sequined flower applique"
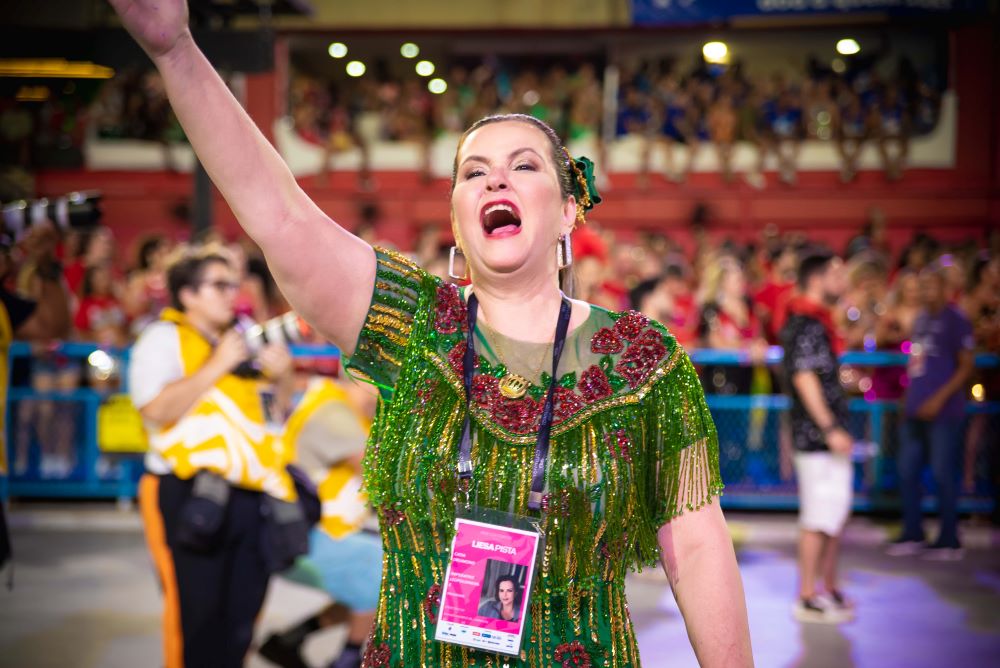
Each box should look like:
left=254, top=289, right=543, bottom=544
left=590, top=327, right=624, bottom=354
left=577, top=365, right=613, bottom=403
left=434, top=284, right=467, bottom=335
left=615, top=327, right=667, bottom=388
left=471, top=374, right=500, bottom=409
left=613, top=310, right=649, bottom=342
left=541, top=489, right=572, bottom=517
left=380, top=505, right=406, bottom=527
left=605, top=429, right=632, bottom=462
left=447, top=341, right=468, bottom=376
left=412, top=378, right=439, bottom=414
left=553, top=386, right=586, bottom=422
left=492, top=395, right=542, bottom=434
left=554, top=640, right=592, bottom=668
left=363, top=641, right=391, bottom=668
left=423, top=584, right=442, bottom=620
left=600, top=530, right=630, bottom=559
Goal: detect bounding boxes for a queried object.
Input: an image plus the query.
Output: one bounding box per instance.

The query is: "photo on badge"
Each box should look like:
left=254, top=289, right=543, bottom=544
left=434, top=517, right=540, bottom=656
left=477, top=560, right=527, bottom=625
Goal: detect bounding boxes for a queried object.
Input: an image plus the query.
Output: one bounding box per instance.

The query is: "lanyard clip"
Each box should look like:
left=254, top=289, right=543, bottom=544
left=457, top=459, right=473, bottom=478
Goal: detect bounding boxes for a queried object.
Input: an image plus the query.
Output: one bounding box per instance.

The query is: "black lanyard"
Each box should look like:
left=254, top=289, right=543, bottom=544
left=457, top=292, right=572, bottom=511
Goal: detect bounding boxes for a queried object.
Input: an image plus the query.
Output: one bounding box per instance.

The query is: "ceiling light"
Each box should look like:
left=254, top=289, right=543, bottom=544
left=702, top=42, right=729, bottom=64
left=346, top=61, right=366, bottom=77
left=837, top=39, right=861, bottom=56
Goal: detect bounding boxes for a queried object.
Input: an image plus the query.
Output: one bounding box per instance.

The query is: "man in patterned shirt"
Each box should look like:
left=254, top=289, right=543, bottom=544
left=780, top=248, right=853, bottom=624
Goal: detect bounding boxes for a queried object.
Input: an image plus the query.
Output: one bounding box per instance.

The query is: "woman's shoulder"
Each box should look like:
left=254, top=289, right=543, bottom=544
left=367, top=245, right=442, bottom=314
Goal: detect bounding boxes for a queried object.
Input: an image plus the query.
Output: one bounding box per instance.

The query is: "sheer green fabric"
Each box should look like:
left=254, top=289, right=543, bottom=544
left=346, top=247, right=723, bottom=668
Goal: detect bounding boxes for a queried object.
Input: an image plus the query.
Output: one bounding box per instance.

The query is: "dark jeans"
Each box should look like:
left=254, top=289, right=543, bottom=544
left=898, top=417, right=965, bottom=547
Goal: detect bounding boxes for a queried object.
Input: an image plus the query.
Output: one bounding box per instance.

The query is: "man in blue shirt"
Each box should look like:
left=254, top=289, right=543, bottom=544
left=887, top=260, right=975, bottom=561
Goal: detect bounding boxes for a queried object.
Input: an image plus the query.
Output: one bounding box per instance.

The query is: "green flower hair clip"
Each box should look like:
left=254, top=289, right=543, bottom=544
left=564, top=150, right=602, bottom=227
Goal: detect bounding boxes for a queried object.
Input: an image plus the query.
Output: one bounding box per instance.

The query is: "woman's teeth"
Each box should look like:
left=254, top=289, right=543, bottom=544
left=482, top=204, right=521, bottom=235
left=484, top=203, right=515, bottom=217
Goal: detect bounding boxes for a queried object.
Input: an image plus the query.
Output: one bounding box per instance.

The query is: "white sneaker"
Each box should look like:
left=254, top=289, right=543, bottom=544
left=793, top=596, right=853, bottom=624
left=817, top=590, right=856, bottom=618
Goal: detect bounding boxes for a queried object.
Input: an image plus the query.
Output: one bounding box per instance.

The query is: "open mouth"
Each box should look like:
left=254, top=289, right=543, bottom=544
left=481, top=201, right=522, bottom=237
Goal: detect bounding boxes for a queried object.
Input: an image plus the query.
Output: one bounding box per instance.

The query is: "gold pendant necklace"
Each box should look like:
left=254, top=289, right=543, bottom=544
left=488, top=329, right=551, bottom=401
left=474, top=293, right=560, bottom=401
left=498, top=373, right=531, bottom=400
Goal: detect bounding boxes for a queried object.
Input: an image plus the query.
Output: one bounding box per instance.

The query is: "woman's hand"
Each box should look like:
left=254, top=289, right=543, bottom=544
left=109, top=0, right=190, bottom=60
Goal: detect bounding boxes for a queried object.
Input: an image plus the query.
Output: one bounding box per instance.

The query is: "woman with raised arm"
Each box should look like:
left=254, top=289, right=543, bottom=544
left=111, top=2, right=753, bottom=667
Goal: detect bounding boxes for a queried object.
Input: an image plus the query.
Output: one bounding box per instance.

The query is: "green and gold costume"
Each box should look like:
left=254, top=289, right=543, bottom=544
left=348, top=248, right=723, bottom=668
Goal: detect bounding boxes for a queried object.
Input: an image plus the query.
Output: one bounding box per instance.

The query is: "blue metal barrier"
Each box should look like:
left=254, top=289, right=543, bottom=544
left=3, top=342, right=997, bottom=514
left=691, top=348, right=999, bottom=514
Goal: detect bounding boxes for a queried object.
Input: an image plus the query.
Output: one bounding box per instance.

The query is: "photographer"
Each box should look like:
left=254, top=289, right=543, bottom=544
left=129, top=245, right=298, bottom=668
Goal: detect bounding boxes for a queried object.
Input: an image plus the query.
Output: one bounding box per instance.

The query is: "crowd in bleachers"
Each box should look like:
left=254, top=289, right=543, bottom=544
left=613, top=54, right=940, bottom=185
left=286, top=52, right=942, bottom=185
left=0, top=46, right=941, bottom=186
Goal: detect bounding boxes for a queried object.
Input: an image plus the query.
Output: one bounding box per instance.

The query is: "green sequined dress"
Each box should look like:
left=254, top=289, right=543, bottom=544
left=347, top=249, right=723, bottom=668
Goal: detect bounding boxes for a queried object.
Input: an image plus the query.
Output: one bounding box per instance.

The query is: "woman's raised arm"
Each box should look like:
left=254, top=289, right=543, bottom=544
left=110, top=0, right=374, bottom=354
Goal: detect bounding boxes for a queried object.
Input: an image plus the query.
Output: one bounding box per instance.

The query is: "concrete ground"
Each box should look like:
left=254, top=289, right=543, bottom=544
left=1, top=504, right=998, bottom=668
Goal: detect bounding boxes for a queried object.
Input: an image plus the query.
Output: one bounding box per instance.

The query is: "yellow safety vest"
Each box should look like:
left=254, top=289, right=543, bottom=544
left=148, top=308, right=295, bottom=501
left=282, top=378, right=370, bottom=538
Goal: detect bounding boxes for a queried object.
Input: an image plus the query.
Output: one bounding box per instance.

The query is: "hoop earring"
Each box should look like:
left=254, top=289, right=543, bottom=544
left=448, top=246, right=468, bottom=281
left=557, top=234, right=573, bottom=270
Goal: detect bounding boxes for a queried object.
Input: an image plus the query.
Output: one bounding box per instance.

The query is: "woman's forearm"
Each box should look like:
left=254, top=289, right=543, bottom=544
left=659, top=503, right=754, bottom=667
left=153, top=33, right=303, bottom=240
left=151, top=33, right=374, bottom=352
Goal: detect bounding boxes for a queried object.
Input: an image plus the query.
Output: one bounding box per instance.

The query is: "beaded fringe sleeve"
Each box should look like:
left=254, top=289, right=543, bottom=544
left=344, top=247, right=426, bottom=399
left=346, top=248, right=724, bottom=667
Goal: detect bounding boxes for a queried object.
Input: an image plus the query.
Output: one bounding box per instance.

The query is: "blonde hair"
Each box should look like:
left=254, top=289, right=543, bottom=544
left=697, top=254, right=743, bottom=306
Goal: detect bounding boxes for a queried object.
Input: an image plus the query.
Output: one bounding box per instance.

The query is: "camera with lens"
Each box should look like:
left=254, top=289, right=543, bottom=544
left=1, top=191, right=103, bottom=246
left=231, top=312, right=310, bottom=378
